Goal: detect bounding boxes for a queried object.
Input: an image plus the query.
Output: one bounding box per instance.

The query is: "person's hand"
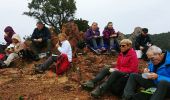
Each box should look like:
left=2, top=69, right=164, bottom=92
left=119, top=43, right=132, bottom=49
left=110, top=34, right=117, bottom=38
left=4, top=33, right=8, bottom=37
left=143, top=68, right=150, bottom=73
left=140, top=46, right=144, bottom=50
left=148, top=44, right=152, bottom=47
left=93, top=35, right=98, bottom=38
left=109, top=68, right=118, bottom=73
left=147, top=73, right=158, bottom=79
left=33, top=39, right=38, bottom=42
left=56, top=42, right=60, bottom=48
left=37, top=38, right=42, bottom=42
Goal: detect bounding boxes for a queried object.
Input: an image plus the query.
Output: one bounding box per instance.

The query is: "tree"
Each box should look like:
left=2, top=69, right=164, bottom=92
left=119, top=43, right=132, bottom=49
left=24, top=0, right=77, bottom=32
left=74, top=18, right=89, bottom=32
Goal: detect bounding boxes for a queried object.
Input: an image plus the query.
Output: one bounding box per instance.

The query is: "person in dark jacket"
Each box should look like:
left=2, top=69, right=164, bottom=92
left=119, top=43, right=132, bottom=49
left=103, top=22, right=118, bottom=52
left=135, top=28, right=152, bottom=60
left=0, top=26, right=15, bottom=53
left=85, top=22, right=106, bottom=53
left=31, top=21, right=51, bottom=56
left=82, top=39, right=138, bottom=98
left=123, top=45, right=170, bottom=100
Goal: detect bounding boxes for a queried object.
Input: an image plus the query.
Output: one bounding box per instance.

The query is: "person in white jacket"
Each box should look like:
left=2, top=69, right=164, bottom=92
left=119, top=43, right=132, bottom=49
left=0, top=34, right=24, bottom=68
left=35, top=33, right=72, bottom=73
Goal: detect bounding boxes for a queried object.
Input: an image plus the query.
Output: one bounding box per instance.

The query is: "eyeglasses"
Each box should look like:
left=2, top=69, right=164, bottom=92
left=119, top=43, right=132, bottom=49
left=120, top=45, right=126, bottom=47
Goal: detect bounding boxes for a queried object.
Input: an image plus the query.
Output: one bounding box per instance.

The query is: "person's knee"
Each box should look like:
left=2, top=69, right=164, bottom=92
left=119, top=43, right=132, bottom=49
left=158, top=80, right=169, bottom=86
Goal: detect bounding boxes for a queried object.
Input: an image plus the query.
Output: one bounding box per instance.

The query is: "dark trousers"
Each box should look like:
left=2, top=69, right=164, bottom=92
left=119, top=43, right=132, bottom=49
left=151, top=81, right=170, bottom=100
left=0, top=44, right=7, bottom=53
left=31, top=39, right=51, bottom=55
left=40, top=55, right=58, bottom=71
left=92, top=68, right=128, bottom=95
left=123, top=73, right=155, bottom=99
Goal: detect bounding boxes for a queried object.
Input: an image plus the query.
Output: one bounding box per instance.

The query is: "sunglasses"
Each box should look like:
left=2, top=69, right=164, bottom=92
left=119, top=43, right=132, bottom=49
left=120, top=45, right=126, bottom=47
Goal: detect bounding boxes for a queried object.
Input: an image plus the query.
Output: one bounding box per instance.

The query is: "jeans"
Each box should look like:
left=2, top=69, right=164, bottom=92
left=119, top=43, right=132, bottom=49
left=151, top=80, right=170, bottom=100
left=4, top=53, right=19, bottom=66
left=123, top=73, right=155, bottom=99
left=90, top=37, right=104, bottom=50
left=31, top=39, right=51, bottom=55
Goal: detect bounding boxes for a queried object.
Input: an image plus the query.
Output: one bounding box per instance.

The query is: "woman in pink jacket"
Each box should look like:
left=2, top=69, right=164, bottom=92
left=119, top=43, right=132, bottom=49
left=82, top=39, right=138, bottom=98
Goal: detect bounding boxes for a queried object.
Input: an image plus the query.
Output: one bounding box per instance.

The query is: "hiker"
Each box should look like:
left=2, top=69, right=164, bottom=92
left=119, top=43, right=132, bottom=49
left=82, top=39, right=138, bottom=98
left=123, top=45, right=170, bottom=100
left=150, top=81, right=170, bottom=100
left=35, top=33, right=72, bottom=75
left=31, top=21, right=51, bottom=57
left=102, top=22, right=119, bottom=52
left=85, top=22, right=106, bottom=53
left=0, top=34, right=24, bottom=68
left=135, top=28, right=152, bottom=60
left=0, top=26, right=16, bottom=53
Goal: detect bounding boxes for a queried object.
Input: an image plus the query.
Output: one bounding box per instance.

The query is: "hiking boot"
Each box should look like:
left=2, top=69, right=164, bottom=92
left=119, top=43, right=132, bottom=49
left=91, top=86, right=103, bottom=98
left=0, top=61, right=7, bottom=68
left=34, top=64, right=44, bottom=74
left=81, top=80, right=95, bottom=91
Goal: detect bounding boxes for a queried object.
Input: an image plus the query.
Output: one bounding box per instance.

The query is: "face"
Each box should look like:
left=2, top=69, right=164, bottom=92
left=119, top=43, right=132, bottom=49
left=120, top=43, right=130, bottom=53
left=91, top=23, right=98, bottom=31
left=36, top=23, right=44, bottom=30
left=141, top=31, right=147, bottom=36
left=58, top=35, right=65, bottom=42
left=12, top=38, right=19, bottom=44
left=107, top=23, right=113, bottom=29
left=147, top=52, right=163, bottom=65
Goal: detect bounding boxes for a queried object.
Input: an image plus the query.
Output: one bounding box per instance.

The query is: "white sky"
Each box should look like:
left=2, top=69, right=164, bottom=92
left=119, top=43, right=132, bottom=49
left=0, top=0, right=170, bottom=43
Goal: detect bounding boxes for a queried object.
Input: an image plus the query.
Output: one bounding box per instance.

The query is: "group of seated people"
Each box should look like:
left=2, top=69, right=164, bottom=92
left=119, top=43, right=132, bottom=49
left=85, top=21, right=152, bottom=61
left=82, top=39, right=170, bottom=100
left=0, top=21, right=169, bottom=100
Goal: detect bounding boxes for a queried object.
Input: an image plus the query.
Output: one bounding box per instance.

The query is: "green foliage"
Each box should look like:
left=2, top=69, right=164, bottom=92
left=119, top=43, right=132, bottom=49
left=24, top=0, right=77, bottom=32
left=74, top=18, right=89, bottom=32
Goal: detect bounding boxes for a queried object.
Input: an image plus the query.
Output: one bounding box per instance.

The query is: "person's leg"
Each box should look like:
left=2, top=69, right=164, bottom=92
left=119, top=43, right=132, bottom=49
left=91, top=67, right=110, bottom=83
left=91, top=71, right=126, bottom=97
left=99, top=37, right=105, bottom=48
left=31, top=42, right=40, bottom=55
left=4, top=53, right=18, bottom=66
left=46, top=39, right=51, bottom=53
left=151, top=81, right=170, bottom=100
left=123, top=73, right=155, bottom=99
left=38, top=56, right=58, bottom=71
left=91, top=38, right=98, bottom=50
left=109, top=38, right=115, bottom=49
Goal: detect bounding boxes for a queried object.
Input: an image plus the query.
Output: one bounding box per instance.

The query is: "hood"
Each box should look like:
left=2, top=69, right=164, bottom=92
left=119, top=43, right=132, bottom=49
left=12, top=34, right=21, bottom=42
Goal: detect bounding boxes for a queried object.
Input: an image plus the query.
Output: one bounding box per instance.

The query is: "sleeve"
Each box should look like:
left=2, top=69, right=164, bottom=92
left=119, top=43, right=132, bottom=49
left=157, top=75, right=170, bottom=82
left=4, top=36, right=12, bottom=45
left=57, top=42, right=69, bottom=54
left=85, top=29, right=92, bottom=40
left=103, top=30, right=110, bottom=39
left=135, top=36, right=141, bottom=49
left=31, top=29, right=36, bottom=41
left=42, top=28, right=51, bottom=41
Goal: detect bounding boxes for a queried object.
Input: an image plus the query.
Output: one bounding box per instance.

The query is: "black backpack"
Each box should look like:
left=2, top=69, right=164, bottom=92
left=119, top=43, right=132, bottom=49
left=18, top=49, right=39, bottom=61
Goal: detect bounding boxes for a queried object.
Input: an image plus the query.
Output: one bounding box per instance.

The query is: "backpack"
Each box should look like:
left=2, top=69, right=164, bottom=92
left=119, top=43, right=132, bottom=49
left=18, top=49, right=38, bottom=61
left=55, top=54, right=70, bottom=75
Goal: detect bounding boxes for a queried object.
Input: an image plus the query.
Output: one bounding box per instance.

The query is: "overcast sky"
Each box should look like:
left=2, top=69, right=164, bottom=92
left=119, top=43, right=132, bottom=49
left=0, top=0, right=170, bottom=43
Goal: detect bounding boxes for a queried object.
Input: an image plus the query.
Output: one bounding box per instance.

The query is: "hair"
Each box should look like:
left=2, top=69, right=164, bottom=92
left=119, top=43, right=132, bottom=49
left=107, top=22, right=113, bottom=26
left=4, top=26, right=14, bottom=33
left=120, top=39, right=132, bottom=47
left=142, top=28, right=148, bottom=34
left=58, top=33, right=67, bottom=40
left=36, top=21, right=43, bottom=25
left=91, top=22, right=98, bottom=26
left=146, top=45, right=162, bottom=55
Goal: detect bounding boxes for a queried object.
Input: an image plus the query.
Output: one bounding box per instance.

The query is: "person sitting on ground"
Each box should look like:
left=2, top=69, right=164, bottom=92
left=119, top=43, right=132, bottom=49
left=0, top=34, right=25, bottom=68
left=123, top=45, right=170, bottom=100
left=103, top=22, right=119, bottom=52
left=31, top=21, right=51, bottom=57
left=85, top=22, right=106, bottom=53
left=135, top=28, right=152, bottom=60
left=0, top=26, right=16, bottom=53
left=35, top=33, right=72, bottom=75
left=82, top=39, right=138, bottom=98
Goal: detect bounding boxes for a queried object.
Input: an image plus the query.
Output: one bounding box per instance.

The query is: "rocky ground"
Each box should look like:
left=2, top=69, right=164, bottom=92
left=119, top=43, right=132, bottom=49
left=0, top=49, right=147, bottom=100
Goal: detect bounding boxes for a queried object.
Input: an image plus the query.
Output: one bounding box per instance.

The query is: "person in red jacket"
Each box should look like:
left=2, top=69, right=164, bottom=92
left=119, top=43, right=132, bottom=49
left=82, top=39, right=138, bottom=98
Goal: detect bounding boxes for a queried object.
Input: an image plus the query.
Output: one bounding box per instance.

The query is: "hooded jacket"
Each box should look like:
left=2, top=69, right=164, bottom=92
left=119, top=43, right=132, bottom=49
left=103, top=27, right=117, bottom=39
left=85, top=28, right=100, bottom=40
left=148, top=51, right=170, bottom=84
left=115, top=48, right=139, bottom=73
left=8, top=34, right=24, bottom=53
left=4, top=26, right=15, bottom=46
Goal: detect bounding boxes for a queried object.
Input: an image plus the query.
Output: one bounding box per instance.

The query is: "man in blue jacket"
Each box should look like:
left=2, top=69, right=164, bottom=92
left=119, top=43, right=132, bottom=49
left=31, top=21, right=51, bottom=56
left=123, top=45, right=170, bottom=100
